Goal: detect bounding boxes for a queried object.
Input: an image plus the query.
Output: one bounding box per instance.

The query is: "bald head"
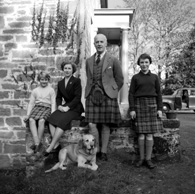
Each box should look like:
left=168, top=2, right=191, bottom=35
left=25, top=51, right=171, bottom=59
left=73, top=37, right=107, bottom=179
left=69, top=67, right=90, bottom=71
left=94, top=34, right=107, bottom=54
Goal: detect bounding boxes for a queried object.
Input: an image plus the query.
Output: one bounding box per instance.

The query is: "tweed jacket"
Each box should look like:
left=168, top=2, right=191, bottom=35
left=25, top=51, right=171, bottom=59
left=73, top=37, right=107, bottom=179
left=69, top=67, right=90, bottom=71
left=56, top=76, right=84, bottom=114
left=85, top=52, right=124, bottom=99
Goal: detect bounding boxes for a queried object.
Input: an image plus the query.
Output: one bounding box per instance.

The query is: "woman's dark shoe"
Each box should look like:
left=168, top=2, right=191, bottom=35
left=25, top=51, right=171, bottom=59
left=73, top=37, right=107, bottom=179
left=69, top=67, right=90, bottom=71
left=51, top=144, right=61, bottom=153
left=42, top=150, right=50, bottom=157
left=35, top=150, right=50, bottom=161
left=145, top=160, right=156, bottom=169
left=34, top=143, right=43, bottom=153
left=30, top=144, right=36, bottom=151
left=96, top=152, right=102, bottom=159
left=135, top=160, right=145, bottom=167
left=101, top=153, right=108, bottom=161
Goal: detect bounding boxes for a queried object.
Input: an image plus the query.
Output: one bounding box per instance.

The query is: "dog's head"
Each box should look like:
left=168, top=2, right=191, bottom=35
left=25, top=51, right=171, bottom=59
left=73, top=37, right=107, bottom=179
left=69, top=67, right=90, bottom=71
left=78, top=134, right=97, bottom=155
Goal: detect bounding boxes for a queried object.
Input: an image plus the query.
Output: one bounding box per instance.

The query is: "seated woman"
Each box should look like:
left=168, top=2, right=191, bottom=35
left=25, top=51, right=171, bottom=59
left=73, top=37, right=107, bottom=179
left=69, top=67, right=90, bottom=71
left=39, top=61, right=84, bottom=158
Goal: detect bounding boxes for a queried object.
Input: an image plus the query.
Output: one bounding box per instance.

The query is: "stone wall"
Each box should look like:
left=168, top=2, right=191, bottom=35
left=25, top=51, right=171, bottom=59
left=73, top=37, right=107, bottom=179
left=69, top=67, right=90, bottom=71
left=0, top=0, right=81, bottom=169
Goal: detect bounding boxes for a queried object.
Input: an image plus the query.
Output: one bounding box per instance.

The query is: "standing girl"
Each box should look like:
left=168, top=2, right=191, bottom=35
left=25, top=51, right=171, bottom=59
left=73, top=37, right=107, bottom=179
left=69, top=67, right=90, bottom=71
left=25, top=72, right=56, bottom=153
left=129, top=53, right=163, bottom=169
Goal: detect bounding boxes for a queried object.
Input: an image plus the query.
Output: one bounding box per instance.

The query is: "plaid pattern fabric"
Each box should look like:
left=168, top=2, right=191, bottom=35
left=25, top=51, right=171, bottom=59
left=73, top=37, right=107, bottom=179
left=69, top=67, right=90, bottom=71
left=85, top=95, right=121, bottom=124
left=29, top=105, right=51, bottom=120
left=135, top=97, right=163, bottom=134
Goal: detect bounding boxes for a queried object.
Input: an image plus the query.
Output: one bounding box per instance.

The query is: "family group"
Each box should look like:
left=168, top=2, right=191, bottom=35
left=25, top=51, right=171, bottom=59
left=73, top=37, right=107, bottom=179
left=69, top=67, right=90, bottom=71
left=26, top=34, right=163, bottom=169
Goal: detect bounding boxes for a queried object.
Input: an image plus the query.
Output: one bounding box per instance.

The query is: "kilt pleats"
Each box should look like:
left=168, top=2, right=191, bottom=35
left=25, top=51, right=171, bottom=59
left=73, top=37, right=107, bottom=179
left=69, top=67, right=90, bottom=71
left=85, top=95, right=121, bottom=124
left=135, top=97, right=163, bottom=134
left=29, top=105, right=51, bottom=120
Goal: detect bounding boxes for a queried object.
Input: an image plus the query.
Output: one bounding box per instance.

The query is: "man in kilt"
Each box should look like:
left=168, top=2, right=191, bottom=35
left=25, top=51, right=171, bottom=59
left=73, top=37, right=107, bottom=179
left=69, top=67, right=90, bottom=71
left=85, top=34, right=124, bottom=161
left=129, top=53, right=163, bottom=169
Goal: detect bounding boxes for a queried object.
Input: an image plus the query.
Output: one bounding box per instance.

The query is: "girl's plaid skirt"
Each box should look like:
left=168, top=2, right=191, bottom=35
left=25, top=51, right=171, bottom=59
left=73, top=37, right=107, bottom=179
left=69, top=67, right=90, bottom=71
left=135, top=97, right=163, bottom=134
left=29, top=105, right=51, bottom=120
left=85, top=95, right=121, bottom=124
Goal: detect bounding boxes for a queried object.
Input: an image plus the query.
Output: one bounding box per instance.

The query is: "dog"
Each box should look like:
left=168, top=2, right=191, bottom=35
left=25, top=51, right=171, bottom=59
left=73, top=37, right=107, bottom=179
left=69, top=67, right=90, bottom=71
left=45, top=134, right=98, bottom=173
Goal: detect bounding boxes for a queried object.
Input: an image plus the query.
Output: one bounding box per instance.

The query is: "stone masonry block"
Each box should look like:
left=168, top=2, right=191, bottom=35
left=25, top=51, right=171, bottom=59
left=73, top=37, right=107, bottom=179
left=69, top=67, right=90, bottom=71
left=0, top=16, right=5, bottom=28
left=9, top=22, right=30, bottom=28
left=0, top=141, right=2, bottom=153
left=163, top=119, right=180, bottom=128
left=12, top=49, right=36, bottom=59
left=163, top=128, right=180, bottom=134
left=13, top=126, right=26, bottom=131
left=12, top=1, right=31, bottom=5
left=5, top=42, right=17, bottom=52
left=14, top=90, right=30, bottom=99
left=0, top=69, right=7, bottom=78
left=16, top=35, right=27, bottom=42
left=3, top=29, right=25, bottom=34
left=0, top=100, right=20, bottom=106
left=0, top=6, right=14, bottom=14
left=17, top=10, right=26, bottom=15
left=16, top=131, right=26, bottom=139
left=4, top=143, right=25, bottom=154
left=0, top=131, right=14, bottom=139
left=17, top=16, right=31, bottom=21
left=0, top=155, right=11, bottom=168
left=0, top=118, right=4, bottom=126
left=32, top=56, right=55, bottom=66
left=0, top=51, right=3, bottom=57
left=0, top=35, right=13, bottom=41
left=12, top=155, right=26, bottom=168
left=0, top=107, right=11, bottom=116
left=0, top=91, right=9, bottom=99
left=13, top=108, right=27, bottom=116
left=6, top=117, right=22, bottom=126
left=1, top=83, right=19, bottom=90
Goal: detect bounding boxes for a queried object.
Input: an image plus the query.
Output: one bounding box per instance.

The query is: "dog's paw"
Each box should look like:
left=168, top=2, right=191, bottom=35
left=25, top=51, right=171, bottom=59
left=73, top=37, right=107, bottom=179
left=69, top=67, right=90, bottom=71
left=60, top=164, right=67, bottom=170
left=91, top=164, right=98, bottom=171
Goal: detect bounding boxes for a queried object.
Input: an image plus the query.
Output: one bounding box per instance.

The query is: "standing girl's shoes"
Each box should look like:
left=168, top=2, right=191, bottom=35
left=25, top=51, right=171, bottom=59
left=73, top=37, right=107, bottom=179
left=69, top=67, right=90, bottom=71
left=145, top=160, right=156, bottom=169
left=135, top=159, right=156, bottom=169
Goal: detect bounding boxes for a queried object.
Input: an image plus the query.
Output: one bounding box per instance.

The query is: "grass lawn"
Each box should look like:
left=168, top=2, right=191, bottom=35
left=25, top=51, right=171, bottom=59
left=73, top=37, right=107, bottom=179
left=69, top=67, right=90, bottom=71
left=0, top=148, right=195, bottom=194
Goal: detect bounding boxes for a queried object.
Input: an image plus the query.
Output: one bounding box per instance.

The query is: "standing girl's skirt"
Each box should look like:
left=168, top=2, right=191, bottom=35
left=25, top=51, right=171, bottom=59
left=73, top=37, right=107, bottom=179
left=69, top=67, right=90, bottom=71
left=135, top=97, right=163, bottom=134
left=85, top=95, right=121, bottom=124
left=29, top=105, right=51, bottom=120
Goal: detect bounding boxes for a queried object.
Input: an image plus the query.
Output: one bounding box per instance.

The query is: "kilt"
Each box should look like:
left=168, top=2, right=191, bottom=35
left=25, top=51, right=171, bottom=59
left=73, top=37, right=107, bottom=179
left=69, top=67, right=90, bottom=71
left=135, top=97, right=163, bottom=134
left=29, top=105, right=51, bottom=121
left=85, top=95, right=121, bottom=124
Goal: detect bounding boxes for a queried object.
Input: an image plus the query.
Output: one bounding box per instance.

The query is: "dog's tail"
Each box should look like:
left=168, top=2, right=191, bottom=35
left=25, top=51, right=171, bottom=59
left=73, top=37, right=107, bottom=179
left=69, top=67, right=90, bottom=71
left=45, top=162, right=60, bottom=173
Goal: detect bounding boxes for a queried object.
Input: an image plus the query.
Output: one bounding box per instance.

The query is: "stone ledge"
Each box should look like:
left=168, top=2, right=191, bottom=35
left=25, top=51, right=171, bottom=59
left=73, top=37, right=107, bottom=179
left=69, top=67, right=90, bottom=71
left=162, top=118, right=180, bottom=128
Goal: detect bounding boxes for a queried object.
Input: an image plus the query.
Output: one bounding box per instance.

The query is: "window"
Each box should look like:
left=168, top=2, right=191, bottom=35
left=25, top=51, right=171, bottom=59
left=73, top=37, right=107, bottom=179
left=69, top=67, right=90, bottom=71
left=190, top=90, right=195, bottom=96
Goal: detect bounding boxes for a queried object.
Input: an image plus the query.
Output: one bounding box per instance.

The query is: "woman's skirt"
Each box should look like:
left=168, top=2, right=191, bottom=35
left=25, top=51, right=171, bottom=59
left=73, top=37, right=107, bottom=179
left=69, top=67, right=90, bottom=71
left=135, top=97, right=163, bottom=134
left=85, top=95, right=121, bottom=124
left=29, top=105, right=51, bottom=120
left=47, top=110, right=80, bottom=131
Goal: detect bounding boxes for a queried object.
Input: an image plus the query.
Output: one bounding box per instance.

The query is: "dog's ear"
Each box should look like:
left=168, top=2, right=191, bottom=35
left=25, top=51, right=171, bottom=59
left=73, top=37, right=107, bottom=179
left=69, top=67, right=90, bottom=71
left=78, top=138, right=83, bottom=149
left=93, top=136, right=97, bottom=147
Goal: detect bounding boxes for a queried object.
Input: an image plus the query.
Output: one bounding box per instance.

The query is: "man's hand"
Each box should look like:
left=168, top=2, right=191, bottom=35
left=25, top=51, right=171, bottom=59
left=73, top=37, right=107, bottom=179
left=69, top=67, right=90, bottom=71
left=157, top=110, right=163, bottom=118
left=130, top=111, right=136, bottom=120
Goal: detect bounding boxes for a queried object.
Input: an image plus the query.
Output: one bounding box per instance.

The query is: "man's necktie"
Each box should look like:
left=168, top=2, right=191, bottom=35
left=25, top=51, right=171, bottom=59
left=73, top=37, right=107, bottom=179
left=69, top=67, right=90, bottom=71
left=96, top=54, right=101, bottom=64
